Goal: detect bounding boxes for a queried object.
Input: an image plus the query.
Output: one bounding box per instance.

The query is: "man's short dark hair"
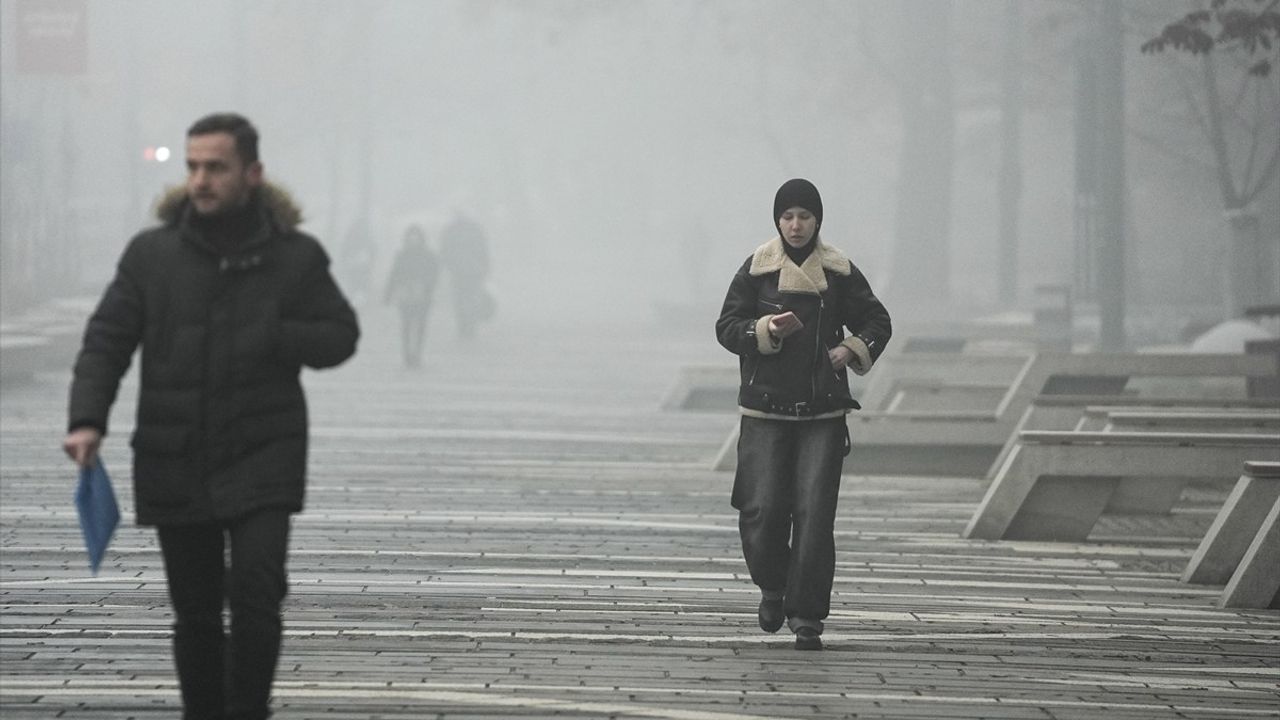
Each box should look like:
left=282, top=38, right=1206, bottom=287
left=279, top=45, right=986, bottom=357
left=187, top=113, right=259, bottom=165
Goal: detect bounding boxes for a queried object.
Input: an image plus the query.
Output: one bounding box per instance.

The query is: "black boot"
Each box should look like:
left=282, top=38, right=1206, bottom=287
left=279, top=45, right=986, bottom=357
left=757, top=597, right=785, bottom=633
left=794, top=626, right=822, bottom=651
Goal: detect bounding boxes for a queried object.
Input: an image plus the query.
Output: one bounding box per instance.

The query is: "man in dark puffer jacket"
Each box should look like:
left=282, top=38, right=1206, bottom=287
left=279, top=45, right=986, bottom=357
left=63, top=113, right=359, bottom=720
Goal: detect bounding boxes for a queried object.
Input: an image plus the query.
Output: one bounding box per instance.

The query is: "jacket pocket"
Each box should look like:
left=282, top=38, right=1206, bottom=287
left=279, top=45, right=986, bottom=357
left=757, top=298, right=785, bottom=314
left=130, top=425, right=194, bottom=511
left=742, top=355, right=782, bottom=395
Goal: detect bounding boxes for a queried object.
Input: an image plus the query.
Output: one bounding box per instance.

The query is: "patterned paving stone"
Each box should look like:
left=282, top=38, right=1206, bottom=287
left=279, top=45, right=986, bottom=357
left=3, top=315, right=1278, bottom=719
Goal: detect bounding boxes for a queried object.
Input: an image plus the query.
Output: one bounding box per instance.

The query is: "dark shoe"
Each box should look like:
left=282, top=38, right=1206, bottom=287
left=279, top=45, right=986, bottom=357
left=794, top=626, right=822, bottom=650
left=757, top=597, right=784, bottom=633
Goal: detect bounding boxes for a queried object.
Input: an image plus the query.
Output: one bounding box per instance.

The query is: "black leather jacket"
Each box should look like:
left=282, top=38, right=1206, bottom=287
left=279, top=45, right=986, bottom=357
left=715, top=238, right=891, bottom=418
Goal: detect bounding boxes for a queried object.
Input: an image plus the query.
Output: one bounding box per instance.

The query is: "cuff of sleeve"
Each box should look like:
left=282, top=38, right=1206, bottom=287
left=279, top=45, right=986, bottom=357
left=841, top=336, right=874, bottom=375
left=68, top=420, right=106, bottom=436
left=756, top=316, right=782, bottom=355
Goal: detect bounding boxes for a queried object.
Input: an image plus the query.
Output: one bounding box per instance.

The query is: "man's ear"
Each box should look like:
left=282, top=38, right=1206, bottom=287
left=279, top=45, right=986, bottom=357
left=246, top=160, right=264, bottom=186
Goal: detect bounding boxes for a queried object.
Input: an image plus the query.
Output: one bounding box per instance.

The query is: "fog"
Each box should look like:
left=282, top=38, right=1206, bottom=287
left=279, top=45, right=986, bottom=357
left=3, top=0, right=1278, bottom=344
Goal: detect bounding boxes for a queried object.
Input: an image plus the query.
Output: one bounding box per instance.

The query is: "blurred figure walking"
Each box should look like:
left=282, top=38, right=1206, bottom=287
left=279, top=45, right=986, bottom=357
left=439, top=211, right=494, bottom=339
left=62, top=113, right=359, bottom=719
left=383, top=224, right=440, bottom=368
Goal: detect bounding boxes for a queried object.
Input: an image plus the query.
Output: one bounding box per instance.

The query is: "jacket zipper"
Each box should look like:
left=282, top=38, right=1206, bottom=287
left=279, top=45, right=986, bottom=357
left=812, top=297, right=822, bottom=401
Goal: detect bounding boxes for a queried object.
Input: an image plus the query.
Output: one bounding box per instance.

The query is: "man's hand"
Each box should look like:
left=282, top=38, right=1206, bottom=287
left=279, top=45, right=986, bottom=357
left=828, top=345, right=854, bottom=371
left=767, top=311, right=804, bottom=340
left=63, top=427, right=103, bottom=468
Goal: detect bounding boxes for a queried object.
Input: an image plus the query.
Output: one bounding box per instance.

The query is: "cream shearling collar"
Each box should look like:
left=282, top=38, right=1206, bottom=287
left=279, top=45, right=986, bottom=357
left=749, top=236, right=851, bottom=294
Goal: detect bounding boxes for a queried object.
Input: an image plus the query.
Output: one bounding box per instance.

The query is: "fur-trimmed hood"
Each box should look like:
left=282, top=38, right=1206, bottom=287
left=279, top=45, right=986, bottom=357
left=748, top=236, right=851, bottom=295
left=153, top=182, right=303, bottom=231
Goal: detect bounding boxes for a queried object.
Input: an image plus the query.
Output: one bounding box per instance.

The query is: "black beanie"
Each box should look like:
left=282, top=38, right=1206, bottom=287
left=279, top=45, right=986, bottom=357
left=773, top=178, right=823, bottom=237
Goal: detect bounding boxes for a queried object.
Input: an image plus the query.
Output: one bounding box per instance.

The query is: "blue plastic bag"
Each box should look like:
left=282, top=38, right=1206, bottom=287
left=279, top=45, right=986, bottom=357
left=75, top=458, right=119, bottom=575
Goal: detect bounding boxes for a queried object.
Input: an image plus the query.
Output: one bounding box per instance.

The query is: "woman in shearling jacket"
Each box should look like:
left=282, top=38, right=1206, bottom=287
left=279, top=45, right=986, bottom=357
left=715, top=178, right=891, bottom=650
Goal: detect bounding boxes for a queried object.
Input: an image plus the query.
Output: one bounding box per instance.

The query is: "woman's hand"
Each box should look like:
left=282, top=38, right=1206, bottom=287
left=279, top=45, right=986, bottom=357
left=767, top=311, right=804, bottom=340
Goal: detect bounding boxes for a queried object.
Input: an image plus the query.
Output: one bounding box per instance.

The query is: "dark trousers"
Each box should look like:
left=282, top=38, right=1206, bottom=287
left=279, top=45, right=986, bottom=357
left=157, top=509, right=292, bottom=720
left=732, top=416, right=845, bottom=624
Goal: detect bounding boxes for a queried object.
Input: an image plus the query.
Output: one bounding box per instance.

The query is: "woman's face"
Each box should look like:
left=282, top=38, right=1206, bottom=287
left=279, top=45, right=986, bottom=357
left=778, top=207, right=817, bottom=248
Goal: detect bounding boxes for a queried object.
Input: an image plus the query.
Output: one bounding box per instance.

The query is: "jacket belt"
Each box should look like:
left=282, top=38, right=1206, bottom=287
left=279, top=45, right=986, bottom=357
left=764, top=400, right=820, bottom=417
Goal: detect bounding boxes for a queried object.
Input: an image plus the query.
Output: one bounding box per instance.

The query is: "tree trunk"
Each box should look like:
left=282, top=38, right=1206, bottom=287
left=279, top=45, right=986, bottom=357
left=997, top=0, right=1024, bottom=306
left=1198, top=53, right=1274, bottom=316
left=1225, top=210, right=1268, bottom=317
left=1094, top=0, right=1126, bottom=351
left=1072, top=21, right=1099, bottom=303
left=888, top=0, right=956, bottom=311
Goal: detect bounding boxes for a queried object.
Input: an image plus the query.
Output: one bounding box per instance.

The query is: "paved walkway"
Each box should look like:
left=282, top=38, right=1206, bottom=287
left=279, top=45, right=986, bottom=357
left=2, top=310, right=1278, bottom=719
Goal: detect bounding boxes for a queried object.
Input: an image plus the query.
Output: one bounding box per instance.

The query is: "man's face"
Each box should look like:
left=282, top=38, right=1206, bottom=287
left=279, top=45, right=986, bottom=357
left=185, top=132, right=262, bottom=217
left=778, top=206, right=817, bottom=248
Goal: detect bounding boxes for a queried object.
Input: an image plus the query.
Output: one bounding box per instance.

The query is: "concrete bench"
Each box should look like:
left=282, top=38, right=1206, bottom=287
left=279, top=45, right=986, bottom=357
left=899, top=336, right=968, bottom=353
left=893, top=333, right=1039, bottom=355
left=1018, top=394, right=1280, bottom=429
left=660, top=364, right=741, bottom=411
left=1182, top=461, right=1280, bottom=608
left=848, top=353, right=1279, bottom=477
left=1077, top=409, right=1280, bottom=514
left=669, top=338, right=1030, bottom=414
left=985, top=395, right=1280, bottom=481
left=661, top=362, right=882, bottom=413
left=1079, top=408, right=1280, bottom=432
left=715, top=352, right=1280, bottom=476
left=711, top=408, right=1000, bottom=476
left=713, top=350, right=1036, bottom=473
left=856, top=351, right=1033, bottom=412
left=881, top=379, right=1012, bottom=413
left=962, top=430, right=1280, bottom=542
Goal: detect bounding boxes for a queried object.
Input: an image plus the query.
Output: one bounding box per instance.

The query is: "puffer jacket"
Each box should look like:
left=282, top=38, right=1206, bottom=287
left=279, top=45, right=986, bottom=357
left=68, top=184, right=359, bottom=525
left=715, top=237, right=891, bottom=418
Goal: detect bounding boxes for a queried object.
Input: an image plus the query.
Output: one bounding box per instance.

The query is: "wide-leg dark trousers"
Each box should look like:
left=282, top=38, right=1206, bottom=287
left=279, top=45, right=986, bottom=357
left=732, top=415, right=845, bottom=623
left=157, top=509, right=292, bottom=720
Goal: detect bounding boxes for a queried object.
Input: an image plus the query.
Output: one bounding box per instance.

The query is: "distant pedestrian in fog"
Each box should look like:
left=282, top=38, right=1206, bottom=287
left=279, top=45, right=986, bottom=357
left=384, top=224, right=439, bottom=368
left=439, top=211, right=494, bottom=339
left=63, top=112, right=359, bottom=718
left=715, top=178, right=891, bottom=651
